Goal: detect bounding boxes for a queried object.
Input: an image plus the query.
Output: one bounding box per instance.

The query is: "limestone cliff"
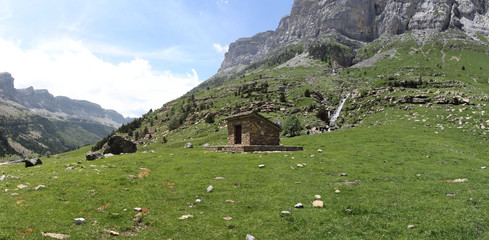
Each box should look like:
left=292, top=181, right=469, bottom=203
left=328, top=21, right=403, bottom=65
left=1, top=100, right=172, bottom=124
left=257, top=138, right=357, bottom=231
left=219, top=0, right=489, bottom=73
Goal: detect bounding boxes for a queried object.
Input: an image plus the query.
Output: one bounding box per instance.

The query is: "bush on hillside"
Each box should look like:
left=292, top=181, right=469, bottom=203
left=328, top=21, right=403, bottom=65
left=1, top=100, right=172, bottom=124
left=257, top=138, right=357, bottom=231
left=282, top=115, right=303, bottom=137
left=205, top=113, right=215, bottom=124
left=317, top=106, right=329, bottom=122
left=279, top=92, right=287, bottom=102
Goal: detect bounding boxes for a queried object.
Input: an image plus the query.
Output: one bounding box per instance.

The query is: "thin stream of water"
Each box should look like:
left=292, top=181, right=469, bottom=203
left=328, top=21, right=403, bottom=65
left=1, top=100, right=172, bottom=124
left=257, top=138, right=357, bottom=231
left=329, top=93, right=350, bottom=126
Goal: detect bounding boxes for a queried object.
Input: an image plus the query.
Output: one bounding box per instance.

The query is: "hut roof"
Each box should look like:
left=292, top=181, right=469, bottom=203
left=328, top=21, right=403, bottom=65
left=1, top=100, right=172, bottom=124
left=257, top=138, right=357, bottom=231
left=225, top=111, right=282, bottom=131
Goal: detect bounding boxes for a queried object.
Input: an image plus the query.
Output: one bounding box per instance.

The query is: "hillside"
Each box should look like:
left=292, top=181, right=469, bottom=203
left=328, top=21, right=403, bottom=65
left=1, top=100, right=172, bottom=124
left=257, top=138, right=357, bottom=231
left=0, top=73, right=132, bottom=158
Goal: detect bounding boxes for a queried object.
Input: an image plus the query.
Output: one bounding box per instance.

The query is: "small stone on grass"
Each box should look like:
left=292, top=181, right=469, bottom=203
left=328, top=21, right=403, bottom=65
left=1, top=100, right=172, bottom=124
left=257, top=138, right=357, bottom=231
left=294, top=203, right=304, bottom=208
left=41, top=232, right=70, bottom=239
left=280, top=211, right=291, bottom=216
left=73, top=218, right=85, bottom=225
left=313, top=200, right=324, bottom=208
left=246, top=234, right=256, bottom=240
left=179, top=214, right=194, bottom=220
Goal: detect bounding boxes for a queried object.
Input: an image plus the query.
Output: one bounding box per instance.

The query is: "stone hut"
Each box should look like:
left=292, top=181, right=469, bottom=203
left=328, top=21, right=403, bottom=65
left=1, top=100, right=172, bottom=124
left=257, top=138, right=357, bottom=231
left=206, top=111, right=303, bottom=153
left=226, top=111, right=281, bottom=146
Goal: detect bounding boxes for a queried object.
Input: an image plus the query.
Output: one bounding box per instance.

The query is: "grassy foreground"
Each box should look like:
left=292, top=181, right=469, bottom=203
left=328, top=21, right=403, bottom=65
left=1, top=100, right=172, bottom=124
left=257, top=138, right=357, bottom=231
left=2, top=109, right=489, bottom=239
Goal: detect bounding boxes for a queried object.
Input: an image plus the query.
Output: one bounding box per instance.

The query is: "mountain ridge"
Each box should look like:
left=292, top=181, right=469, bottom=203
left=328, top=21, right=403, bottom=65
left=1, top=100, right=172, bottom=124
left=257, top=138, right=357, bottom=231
left=0, top=72, right=131, bottom=127
left=219, top=0, right=489, bottom=74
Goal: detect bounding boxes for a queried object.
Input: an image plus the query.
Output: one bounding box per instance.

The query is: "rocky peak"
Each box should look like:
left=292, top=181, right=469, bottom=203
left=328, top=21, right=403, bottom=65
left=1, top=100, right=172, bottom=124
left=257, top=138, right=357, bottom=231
left=219, top=0, right=489, bottom=73
left=0, top=72, right=16, bottom=99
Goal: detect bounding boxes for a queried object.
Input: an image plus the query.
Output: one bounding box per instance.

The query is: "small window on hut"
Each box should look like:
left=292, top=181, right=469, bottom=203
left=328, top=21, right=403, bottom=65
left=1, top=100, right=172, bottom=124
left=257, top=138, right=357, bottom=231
left=234, top=125, right=242, bottom=144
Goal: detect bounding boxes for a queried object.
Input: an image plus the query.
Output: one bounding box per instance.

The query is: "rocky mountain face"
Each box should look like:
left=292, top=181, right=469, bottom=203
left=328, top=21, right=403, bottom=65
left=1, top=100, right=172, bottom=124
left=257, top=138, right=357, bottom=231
left=219, top=0, right=489, bottom=73
left=0, top=72, right=131, bottom=127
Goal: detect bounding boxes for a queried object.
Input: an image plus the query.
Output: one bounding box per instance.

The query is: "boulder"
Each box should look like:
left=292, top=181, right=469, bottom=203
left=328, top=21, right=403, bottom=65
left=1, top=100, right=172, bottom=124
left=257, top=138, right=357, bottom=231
left=184, top=142, right=193, bottom=148
left=24, top=158, right=42, bottom=168
left=86, top=151, right=104, bottom=161
left=103, top=136, right=137, bottom=155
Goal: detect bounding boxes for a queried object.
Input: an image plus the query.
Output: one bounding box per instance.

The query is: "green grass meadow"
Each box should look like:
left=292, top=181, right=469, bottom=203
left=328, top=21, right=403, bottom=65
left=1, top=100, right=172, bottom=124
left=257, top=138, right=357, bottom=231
left=2, top=111, right=489, bottom=239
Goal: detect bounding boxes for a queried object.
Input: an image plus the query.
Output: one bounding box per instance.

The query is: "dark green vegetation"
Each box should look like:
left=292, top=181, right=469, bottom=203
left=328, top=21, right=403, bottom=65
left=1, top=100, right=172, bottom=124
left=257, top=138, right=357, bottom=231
left=3, top=30, right=489, bottom=239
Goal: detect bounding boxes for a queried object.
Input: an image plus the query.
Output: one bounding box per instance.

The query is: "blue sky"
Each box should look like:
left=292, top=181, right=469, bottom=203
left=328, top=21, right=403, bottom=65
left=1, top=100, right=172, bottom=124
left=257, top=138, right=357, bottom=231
left=0, top=0, right=294, bottom=117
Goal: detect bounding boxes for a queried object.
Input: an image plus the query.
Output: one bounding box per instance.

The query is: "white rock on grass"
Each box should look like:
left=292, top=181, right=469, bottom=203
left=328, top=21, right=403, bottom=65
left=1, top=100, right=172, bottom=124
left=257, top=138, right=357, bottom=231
left=313, top=200, right=324, bottom=208
left=34, top=185, right=46, bottom=190
left=74, top=218, right=85, bottom=225
left=280, top=211, right=291, bottom=216
left=195, top=199, right=202, bottom=203
left=246, top=234, right=256, bottom=240
left=207, top=185, right=214, bottom=192
left=317, top=149, right=323, bottom=153
left=17, top=184, right=28, bottom=189
left=259, top=164, right=265, bottom=168
left=179, top=214, right=194, bottom=220
left=41, top=232, right=71, bottom=239
left=294, top=203, right=304, bottom=208
left=315, top=195, right=321, bottom=199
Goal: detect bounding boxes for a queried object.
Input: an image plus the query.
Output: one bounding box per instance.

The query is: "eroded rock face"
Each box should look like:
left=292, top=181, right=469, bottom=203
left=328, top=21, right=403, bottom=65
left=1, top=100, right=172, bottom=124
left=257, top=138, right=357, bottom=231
left=220, top=0, right=489, bottom=72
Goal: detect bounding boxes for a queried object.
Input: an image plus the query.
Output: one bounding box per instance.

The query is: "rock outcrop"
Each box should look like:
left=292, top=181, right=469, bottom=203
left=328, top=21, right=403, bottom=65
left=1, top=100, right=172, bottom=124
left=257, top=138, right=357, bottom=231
left=103, top=136, right=137, bottom=155
left=219, top=0, right=489, bottom=73
left=24, top=158, right=42, bottom=168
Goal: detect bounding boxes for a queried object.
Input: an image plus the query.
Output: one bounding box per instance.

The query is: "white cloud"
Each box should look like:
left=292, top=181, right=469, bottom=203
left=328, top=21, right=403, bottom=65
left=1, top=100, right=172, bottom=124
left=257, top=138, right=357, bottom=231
left=0, top=38, right=200, bottom=117
left=213, top=43, right=229, bottom=55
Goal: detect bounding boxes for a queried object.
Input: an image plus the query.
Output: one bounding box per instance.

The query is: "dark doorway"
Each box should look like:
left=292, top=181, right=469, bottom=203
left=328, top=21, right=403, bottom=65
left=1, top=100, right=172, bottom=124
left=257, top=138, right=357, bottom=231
left=234, top=125, right=242, bottom=144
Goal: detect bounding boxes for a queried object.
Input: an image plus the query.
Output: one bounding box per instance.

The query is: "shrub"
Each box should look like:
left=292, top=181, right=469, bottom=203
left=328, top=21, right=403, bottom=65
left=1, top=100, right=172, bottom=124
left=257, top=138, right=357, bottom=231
left=317, top=106, right=329, bottom=122
left=168, top=117, right=181, bottom=131
left=304, top=89, right=311, bottom=97
left=282, top=115, right=303, bottom=137
left=279, top=92, right=287, bottom=102
left=205, top=113, right=215, bottom=124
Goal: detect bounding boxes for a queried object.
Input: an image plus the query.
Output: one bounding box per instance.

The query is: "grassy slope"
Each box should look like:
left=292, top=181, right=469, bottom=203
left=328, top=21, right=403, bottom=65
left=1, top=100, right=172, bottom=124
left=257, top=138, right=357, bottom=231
left=2, top=112, right=489, bottom=239
left=3, top=32, right=489, bottom=239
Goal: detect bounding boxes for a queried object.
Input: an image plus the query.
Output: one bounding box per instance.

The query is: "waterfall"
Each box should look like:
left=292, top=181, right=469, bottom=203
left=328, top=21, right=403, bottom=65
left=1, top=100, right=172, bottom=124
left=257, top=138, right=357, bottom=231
left=329, top=93, right=350, bottom=126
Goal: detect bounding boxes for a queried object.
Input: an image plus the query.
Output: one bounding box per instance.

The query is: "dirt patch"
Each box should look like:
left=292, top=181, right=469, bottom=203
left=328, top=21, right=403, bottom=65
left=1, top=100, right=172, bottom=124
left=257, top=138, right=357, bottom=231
left=138, top=168, right=151, bottom=179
